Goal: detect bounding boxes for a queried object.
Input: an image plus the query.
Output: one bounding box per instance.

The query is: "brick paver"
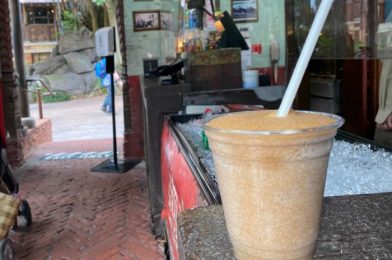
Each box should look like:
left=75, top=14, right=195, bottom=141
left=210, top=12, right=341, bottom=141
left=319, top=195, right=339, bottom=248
left=8, top=139, right=165, bottom=260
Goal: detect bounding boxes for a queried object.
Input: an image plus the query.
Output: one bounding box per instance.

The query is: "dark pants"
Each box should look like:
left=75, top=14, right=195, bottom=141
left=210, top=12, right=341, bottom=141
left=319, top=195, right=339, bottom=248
left=374, top=127, right=392, bottom=148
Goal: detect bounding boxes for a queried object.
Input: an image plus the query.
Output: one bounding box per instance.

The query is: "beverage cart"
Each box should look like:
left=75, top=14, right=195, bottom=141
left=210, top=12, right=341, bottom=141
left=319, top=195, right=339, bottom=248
left=141, top=1, right=392, bottom=259
left=173, top=129, right=392, bottom=259
left=141, top=74, right=286, bottom=258
left=141, top=73, right=392, bottom=259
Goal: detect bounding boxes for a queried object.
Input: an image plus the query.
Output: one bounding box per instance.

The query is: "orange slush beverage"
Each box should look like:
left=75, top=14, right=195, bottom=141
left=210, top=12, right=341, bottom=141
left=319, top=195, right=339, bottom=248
left=204, top=110, right=344, bottom=260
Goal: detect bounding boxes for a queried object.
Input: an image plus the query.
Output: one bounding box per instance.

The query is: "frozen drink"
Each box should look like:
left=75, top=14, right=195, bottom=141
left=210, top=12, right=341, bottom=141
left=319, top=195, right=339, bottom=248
left=204, top=110, right=344, bottom=259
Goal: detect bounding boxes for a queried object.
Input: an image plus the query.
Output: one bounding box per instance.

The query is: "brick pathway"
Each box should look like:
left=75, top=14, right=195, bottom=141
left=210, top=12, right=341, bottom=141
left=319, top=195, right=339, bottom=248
left=9, top=139, right=165, bottom=260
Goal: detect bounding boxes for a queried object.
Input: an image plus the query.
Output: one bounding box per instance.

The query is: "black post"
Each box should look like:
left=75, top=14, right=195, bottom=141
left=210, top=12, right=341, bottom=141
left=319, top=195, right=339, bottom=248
left=91, top=28, right=140, bottom=173
left=110, top=72, right=119, bottom=170
left=90, top=56, right=140, bottom=173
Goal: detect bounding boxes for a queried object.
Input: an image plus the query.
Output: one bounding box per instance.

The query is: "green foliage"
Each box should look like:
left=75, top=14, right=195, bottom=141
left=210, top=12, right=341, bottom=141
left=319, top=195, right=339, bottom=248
left=62, top=10, right=82, bottom=32
left=95, top=0, right=106, bottom=6
left=43, top=91, right=71, bottom=103
left=315, top=34, right=334, bottom=57
left=32, top=90, right=71, bottom=103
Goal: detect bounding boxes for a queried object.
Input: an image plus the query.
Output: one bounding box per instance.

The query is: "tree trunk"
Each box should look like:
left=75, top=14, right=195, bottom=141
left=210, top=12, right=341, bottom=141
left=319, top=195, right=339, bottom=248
left=105, top=0, right=122, bottom=68
left=83, top=0, right=98, bottom=32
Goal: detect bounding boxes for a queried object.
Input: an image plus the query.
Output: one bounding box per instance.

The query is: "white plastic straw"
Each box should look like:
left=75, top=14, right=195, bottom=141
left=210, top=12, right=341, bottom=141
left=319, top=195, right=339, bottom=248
left=277, top=0, right=335, bottom=117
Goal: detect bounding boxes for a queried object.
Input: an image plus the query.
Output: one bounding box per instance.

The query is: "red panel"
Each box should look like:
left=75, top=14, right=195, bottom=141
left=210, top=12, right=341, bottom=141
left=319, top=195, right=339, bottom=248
left=258, top=66, right=286, bottom=85
left=341, top=60, right=370, bottom=138
left=161, top=120, right=207, bottom=260
left=0, top=80, right=5, bottom=147
left=123, top=75, right=144, bottom=158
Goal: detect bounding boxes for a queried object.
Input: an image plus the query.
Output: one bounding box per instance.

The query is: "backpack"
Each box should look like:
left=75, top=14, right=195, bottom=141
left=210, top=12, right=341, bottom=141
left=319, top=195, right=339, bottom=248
left=95, top=58, right=106, bottom=79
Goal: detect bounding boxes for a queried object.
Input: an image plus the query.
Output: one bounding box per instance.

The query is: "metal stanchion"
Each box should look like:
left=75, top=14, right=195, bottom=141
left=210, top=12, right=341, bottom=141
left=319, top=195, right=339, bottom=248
left=90, top=28, right=140, bottom=173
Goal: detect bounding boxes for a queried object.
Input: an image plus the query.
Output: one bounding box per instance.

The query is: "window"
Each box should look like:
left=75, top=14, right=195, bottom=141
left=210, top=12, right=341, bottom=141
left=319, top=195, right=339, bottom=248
left=26, top=5, right=54, bottom=24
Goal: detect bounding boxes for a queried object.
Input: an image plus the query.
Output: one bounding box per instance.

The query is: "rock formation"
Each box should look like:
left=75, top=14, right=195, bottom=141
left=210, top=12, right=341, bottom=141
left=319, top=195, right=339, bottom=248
left=29, top=27, right=100, bottom=95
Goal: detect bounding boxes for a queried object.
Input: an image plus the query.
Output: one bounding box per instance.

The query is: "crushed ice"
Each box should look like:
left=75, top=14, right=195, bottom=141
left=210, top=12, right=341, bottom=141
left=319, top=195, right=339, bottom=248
left=176, top=120, right=392, bottom=197
left=325, top=140, right=392, bottom=196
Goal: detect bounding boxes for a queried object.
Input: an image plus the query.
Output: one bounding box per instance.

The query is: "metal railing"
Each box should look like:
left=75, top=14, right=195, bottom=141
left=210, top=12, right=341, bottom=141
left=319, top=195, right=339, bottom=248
left=25, top=77, right=56, bottom=119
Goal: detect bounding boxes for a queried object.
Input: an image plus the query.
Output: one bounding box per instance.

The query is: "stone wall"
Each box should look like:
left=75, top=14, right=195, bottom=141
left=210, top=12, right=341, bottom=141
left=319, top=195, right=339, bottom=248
left=29, top=27, right=98, bottom=96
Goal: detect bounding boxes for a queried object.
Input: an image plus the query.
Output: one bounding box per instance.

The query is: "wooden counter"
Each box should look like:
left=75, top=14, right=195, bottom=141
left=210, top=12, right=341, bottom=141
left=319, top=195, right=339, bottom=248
left=178, top=193, right=392, bottom=259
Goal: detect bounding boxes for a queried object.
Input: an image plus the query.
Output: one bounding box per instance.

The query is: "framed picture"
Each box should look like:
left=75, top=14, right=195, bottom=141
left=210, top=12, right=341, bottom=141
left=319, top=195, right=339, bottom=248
left=133, top=11, right=161, bottom=31
left=231, top=0, right=258, bottom=23
left=160, top=11, right=174, bottom=31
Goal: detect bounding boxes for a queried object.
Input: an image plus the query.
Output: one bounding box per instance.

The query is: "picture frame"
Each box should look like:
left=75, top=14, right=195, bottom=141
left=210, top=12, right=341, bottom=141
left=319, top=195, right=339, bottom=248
left=231, top=0, right=258, bottom=23
left=133, top=11, right=161, bottom=31
left=160, top=11, right=174, bottom=31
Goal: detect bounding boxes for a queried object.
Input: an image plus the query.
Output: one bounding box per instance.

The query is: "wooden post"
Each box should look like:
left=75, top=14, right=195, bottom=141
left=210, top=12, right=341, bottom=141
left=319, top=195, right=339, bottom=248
left=37, top=88, right=43, bottom=119
left=9, top=0, right=29, bottom=118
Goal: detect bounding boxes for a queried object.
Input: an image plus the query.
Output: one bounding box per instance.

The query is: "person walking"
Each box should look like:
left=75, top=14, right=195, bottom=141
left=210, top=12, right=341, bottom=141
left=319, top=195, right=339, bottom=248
left=95, top=58, right=122, bottom=113
left=100, top=73, right=113, bottom=113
